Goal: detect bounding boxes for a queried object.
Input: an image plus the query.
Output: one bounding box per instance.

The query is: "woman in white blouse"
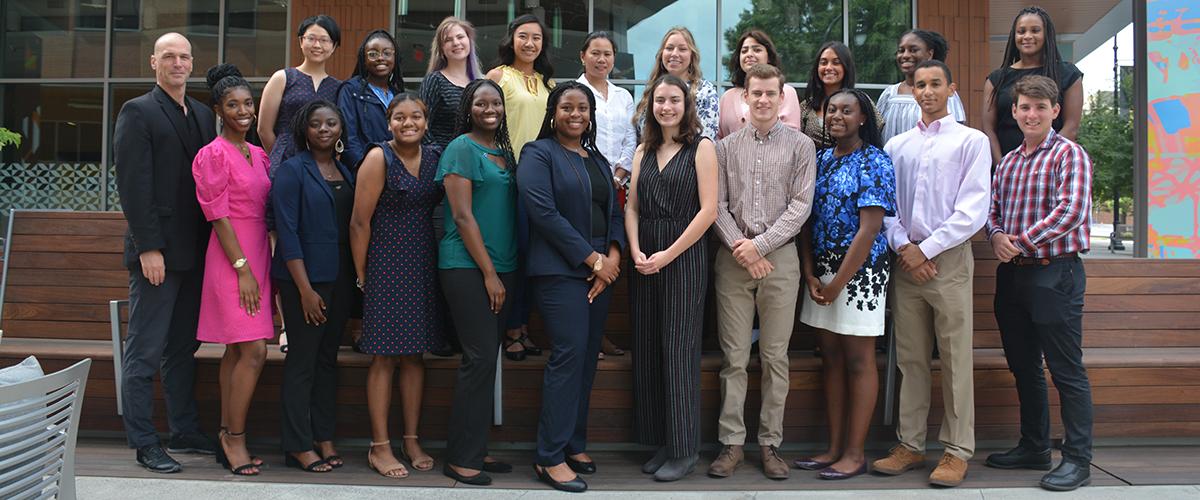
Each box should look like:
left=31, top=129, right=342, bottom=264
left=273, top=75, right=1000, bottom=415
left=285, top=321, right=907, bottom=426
left=577, top=32, right=637, bottom=187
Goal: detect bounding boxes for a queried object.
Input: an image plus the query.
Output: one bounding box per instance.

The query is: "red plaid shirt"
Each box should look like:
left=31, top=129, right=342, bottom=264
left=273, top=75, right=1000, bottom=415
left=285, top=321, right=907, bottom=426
left=987, top=129, right=1092, bottom=257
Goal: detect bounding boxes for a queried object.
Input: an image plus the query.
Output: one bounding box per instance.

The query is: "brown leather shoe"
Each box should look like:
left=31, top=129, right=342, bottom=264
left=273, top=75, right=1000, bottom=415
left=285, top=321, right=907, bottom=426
left=707, top=445, right=743, bottom=478
left=929, top=453, right=968, bottom=487
left=760, top=445, right=789, bottom=480
left=872, top=444, right=926, bottom=475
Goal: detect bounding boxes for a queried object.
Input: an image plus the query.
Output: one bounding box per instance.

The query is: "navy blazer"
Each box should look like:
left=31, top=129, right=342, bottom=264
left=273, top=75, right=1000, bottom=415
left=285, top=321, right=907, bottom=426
left=337, top=76, right=395, bottom=170
left=270, top=151, right=355, bottom=283
left=516, top=138, right=626, bottom=278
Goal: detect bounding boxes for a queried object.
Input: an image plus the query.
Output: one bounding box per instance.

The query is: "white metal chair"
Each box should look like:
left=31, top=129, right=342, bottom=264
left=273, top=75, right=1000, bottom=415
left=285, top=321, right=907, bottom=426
left=0, top=358, right=92, bottom=500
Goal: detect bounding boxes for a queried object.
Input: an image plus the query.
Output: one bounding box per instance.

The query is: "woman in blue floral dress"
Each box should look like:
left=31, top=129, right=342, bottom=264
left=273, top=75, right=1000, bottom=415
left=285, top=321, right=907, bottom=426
left=795, top=89, right=896, bottom=480
left=633, top=27, right=719, bottom=139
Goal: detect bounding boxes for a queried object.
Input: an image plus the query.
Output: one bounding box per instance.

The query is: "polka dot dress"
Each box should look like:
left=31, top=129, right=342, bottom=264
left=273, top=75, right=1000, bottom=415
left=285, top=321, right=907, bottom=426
left=358, top=142, right=444, bottom=355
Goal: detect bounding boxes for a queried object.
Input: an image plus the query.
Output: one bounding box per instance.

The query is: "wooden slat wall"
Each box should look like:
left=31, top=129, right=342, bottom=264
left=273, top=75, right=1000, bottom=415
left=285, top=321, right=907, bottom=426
left=918, top=0, right=991, bottom=128
left=288, top=0, right=393, bottom=81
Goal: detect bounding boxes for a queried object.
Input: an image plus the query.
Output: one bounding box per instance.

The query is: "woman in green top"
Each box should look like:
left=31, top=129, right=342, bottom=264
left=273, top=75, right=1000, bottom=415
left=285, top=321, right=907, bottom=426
left=436, top=78, right=520, bottom=486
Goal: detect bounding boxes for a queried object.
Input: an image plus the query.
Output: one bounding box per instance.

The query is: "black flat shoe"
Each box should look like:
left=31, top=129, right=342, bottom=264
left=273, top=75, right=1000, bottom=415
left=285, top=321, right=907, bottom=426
left=444, top=465, right=493, bottom=486
left=1040, top=460, right=1091, bottom=491
left=565, top=456, right=596, bottom=474
left=534, top=464, right=587, bottom=493
left=482, top=460, right=513, bottom=473
left=136, top=445, right=182, bottom=474
left=502, top=335, right=527, bottom=361
left=985, top=446, right=1052, bottom=470
left=793, top=457, right=835, bottom=471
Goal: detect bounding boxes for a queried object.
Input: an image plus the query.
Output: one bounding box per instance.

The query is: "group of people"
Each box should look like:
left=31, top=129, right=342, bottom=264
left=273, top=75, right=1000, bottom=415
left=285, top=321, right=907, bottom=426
left=114, top=5, right=1094, bottom=494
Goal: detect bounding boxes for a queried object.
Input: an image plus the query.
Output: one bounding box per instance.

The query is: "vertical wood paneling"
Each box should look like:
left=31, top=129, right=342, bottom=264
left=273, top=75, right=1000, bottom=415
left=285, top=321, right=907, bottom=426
left=289, top=0, right=393, bottom=80
left=919, top=0, right=990, bottom=127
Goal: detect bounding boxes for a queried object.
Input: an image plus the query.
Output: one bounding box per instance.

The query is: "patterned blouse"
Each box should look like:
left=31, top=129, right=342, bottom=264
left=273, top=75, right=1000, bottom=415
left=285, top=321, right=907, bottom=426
left=418, top=71, right=466, bottom=149
left=636, top=78, right=720, bottom=140
left=800, top=96, right=886, bottom=150
left=810, top=144, right=897, bottom=277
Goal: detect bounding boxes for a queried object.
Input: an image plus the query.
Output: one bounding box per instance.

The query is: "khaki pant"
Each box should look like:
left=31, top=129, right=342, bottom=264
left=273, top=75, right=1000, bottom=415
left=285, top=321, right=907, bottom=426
left=893, top=241, right=976, bottom=460
left=714, top=244, right=801, bottom=447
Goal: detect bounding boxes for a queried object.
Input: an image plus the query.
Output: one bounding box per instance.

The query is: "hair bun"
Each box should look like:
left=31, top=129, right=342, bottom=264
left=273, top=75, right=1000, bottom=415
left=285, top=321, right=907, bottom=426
left=206, top=64, right=243, bottom=89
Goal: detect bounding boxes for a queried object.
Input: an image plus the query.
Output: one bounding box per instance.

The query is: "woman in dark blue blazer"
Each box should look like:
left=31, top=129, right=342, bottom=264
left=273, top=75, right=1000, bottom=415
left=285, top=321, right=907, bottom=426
left=337, top=30, right=405, bottom=170
left=517, top=81, right=625, bottom=493
left=271, top=100, right=356, bottom=472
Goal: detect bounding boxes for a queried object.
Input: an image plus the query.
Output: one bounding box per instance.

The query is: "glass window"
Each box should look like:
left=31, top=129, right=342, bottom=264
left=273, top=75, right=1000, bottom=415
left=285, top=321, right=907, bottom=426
left=396, top=0, right=457, bottom=79
left=111, top=0, right=220, bottom=78
left=1, top=0, right=107, bottom=78
left=719, top=0, right=842, bottom=84
left=848, top=0, right=910, bottom=85
left=223, top=0, right=288, bottom=77
left=1, top=84, right=106, bottom=212
left=466, top=0, right=590, bottom=78
left=595, top=0, right=718, bottom=83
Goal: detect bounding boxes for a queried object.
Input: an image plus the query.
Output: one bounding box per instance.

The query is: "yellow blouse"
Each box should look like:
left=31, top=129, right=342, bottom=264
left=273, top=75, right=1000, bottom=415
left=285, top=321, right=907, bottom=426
left=496, top=65, right=554, bottom=160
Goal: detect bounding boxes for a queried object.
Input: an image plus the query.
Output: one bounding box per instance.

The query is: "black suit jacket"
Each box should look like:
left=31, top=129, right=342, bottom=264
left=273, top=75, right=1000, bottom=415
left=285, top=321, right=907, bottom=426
left=114, top=86, right=217, bottom=271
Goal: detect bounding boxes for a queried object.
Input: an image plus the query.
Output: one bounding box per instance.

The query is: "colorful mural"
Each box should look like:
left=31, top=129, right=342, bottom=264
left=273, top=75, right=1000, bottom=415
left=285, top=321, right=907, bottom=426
left=1147, top=0, right=1200, bottom=258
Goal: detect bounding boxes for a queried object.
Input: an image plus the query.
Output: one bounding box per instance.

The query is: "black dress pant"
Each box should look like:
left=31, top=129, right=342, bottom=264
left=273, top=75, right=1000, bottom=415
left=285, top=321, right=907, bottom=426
left=278, top=275, right=354, bottom=452
left=122, top=268, right=204, bottom=448
left=440, top=268, right=517, bottom=469
left=994, top=257, right=1094, bottom=463
left=533, top=274, right=613, bottom=466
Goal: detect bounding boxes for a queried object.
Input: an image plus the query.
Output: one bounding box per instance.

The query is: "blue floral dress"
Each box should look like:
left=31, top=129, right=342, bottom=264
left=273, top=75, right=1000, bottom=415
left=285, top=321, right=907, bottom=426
left=693, top=79, right=720, bottom=140
left=799, top=144, right=897, bottom=337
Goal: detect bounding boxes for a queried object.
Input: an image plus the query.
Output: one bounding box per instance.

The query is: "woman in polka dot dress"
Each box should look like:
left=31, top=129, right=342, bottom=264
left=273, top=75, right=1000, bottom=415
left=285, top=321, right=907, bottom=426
left=350, top=94, right=443, bottom=478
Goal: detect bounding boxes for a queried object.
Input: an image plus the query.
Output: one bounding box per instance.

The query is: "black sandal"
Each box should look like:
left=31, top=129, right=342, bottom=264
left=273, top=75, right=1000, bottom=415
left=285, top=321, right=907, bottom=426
left=285, top=452, right=332, bottom=472
left=503, top=335, right=527, bottom=361
left=216, top=431, right=260, bottom=476
left=518, top=332, right=543, bottom=356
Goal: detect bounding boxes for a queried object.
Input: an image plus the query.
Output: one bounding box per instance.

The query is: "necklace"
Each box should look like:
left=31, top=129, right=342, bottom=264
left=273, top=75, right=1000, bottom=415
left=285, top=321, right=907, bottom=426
left=228, top=139, right=251, bottom=163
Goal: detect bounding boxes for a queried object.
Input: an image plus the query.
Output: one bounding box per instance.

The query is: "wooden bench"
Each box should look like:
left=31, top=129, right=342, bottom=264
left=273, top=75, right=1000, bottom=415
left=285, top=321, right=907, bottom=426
left=2, top=209, right=1199, bottom=444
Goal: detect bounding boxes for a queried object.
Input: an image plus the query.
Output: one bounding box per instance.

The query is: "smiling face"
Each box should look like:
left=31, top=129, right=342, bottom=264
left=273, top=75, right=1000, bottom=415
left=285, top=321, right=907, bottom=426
left=652, top=82, right=686, bottom=129
left=364, top=36, right=396, bottom=80
left=1014, top=14, right=1046, bottom=59
left=513, top=22, right=543, bottom=65
left=469, top=85, right=504, bottom=133
left=389, top=100, right=427, bottom=146
left=300, top=24, right=335, bottom=64
left=744, top=75, right=783, bottom=124
left=216, top=87, right=255, bottom=135
left=581, top=37, right=615, bottom=81
left=305, top=106, right=342, bottom=152
left=150, top=34, right=193, bottom=91
left=824, top=93, right=863, bottom=141
left=661, top=33, right=693, bottom=78
left=441, top=24, right=471, bottom=63
left=553, top=89, right=591, bottom=141
left=1013, top=94, right=1060, bottom=139
left=817, top=48, right=845, bottom=88
left=913, top=65, right=956, bottom=119
left=895, top=33, right=932, bottom=77
left=739, top=37, right=769, bottom=73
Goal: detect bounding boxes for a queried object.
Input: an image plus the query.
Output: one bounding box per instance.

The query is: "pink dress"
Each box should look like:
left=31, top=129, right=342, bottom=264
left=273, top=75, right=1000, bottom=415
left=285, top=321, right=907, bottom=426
left=193, top=137, right=275, bottom=344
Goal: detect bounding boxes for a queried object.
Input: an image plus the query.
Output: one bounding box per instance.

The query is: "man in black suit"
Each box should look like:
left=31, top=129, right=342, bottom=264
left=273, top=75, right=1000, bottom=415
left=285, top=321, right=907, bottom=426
left=114, top=32, right=217, bottom=473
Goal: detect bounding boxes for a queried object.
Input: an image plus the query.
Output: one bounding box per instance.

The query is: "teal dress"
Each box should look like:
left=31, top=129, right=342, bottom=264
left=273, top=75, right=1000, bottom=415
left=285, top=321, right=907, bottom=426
left=435, top=134, right=518, bottom=271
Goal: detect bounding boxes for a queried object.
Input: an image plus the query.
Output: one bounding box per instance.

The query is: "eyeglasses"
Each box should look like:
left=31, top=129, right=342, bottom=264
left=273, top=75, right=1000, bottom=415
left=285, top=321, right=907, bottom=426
left=366, top=49, right=396, bottom=60
left=301, top=35, right=333, bottom=46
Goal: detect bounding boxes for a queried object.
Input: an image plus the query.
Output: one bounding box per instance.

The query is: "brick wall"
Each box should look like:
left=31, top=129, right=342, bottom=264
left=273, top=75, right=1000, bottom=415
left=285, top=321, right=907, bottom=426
left=289, top=1, right=393, bottom=80
left=917, top=0, right=990, bottom=128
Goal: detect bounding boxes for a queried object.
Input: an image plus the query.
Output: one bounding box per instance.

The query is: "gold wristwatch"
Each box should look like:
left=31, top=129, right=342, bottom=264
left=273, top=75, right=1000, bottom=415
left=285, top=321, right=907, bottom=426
left=232, top=258, right=247, bottom=269
left=592, top=254, right=604, bottom=273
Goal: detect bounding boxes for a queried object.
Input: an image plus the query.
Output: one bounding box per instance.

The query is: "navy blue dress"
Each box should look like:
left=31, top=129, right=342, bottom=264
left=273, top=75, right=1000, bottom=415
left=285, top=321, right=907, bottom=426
left=359, top=143, right=445, bottom=355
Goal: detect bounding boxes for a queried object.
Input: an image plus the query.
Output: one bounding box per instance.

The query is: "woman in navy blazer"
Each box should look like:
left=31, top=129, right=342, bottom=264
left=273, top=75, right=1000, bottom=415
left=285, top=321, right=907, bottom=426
left=517, top=81, right=625, bottom=493
left=271, top=100, right=356, bottom=472
left=337, top=30, right=405, bottom=170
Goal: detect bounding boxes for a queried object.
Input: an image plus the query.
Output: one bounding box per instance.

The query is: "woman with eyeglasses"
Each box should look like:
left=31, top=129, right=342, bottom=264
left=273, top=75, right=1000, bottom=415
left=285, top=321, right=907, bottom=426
left=338, top=29, right=405, bottom=171
left=259, top=15, right=343, bottom=173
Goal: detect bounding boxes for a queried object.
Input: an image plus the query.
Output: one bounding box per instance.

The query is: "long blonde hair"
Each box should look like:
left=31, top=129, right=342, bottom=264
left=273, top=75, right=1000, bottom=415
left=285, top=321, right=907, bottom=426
left=426, top=16, right=483, bottom=80
left=635, top=27, right=703, bottom=126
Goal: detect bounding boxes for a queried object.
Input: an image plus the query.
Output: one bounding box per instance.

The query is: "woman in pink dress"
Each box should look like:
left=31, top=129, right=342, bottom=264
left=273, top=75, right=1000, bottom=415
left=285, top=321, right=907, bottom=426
left=192, top=64, right=274, bottom=476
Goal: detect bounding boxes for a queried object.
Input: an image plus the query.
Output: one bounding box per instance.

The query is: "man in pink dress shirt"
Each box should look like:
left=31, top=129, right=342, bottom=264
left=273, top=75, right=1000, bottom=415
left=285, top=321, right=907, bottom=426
left=872, top=60, right=991, bottom=488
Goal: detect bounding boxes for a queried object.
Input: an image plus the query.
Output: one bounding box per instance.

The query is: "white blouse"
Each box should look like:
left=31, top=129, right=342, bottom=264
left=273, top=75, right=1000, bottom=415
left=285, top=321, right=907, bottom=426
left=577, top=75, right=637, bottom=174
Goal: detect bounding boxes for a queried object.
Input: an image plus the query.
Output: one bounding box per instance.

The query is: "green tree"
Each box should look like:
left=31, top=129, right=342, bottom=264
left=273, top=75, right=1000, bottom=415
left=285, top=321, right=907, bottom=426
left=1078, top=92, right=1134, bottom=229
left=0, top=128, right=19, bottom=151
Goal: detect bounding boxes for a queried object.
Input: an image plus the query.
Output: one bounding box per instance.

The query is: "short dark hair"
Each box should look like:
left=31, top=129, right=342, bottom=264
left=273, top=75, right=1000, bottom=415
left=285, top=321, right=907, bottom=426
left=205, top=63, right=250, bottom=106
left=297, top=15, right=341, bottom=48
left=536, top=81, right=609, bottom=166
left=386, top=93, right=427, bottom=118
left=729, top=29, right=782, bottom=88
left=639, top=75, right=702, bottom=152
left=496, top=14, right=554, bottom=88
left=803, top=41, right=856, bottom=111
left=824, top=89, right=884, bottom=150
left=351, top=30, right=404, bottom=92
left=899, top=29, right=950, bottom=62
left=745, top=63, right=784, bottom=92
left=1011, top=75, right=1060, bottom=105
left=913, top=59, right=953, bottom=84
left=291, top=99, right=346, bottom=152
left=580, top=31, right=619, bottom=56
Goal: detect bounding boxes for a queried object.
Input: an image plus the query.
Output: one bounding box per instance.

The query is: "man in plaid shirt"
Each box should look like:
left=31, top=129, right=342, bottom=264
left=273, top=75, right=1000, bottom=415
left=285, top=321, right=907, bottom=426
left=984, top=75, right=1094, bottom=492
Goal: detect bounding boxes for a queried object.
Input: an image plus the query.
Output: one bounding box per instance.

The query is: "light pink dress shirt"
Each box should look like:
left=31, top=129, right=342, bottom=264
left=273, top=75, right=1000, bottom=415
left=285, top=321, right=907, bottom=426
left=717, top=85, right=803, bottom=140
left=883, top=114, right=991, bottom=259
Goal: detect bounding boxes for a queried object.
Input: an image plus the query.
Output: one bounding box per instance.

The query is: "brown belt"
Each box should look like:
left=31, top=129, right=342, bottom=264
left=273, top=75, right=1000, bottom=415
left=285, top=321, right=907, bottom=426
left=1009, top=252, right=1078, bottom=266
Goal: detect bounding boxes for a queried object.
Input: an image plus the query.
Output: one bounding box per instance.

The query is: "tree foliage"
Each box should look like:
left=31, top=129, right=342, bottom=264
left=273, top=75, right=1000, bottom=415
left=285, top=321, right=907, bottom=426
left=1078, top=92, right=1134, bottom=214
left=0, top=128, right=20, bottom=151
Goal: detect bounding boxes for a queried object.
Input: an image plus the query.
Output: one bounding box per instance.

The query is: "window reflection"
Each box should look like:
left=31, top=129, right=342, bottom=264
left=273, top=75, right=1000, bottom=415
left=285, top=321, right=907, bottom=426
left=467, top=0, right=589, bottom=77
left=848, top=0, right=909, bottom=85
left=224, top=0, right=288, bottom=77
left=1, top=84, right=103, bottom=162
left=1, top=0, right=107, bottom=78
left=595, top=0, right=718, bottom=82
left=111, top=0, right=220, bottom=78
left=396, top=0, right=456, bottom=79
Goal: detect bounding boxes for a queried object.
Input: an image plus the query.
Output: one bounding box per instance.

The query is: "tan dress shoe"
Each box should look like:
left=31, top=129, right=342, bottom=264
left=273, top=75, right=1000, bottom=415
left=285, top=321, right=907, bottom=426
left=872, top=444, right=926, bottom=475
left=760, top=445, right=789, bottom=480
left=707, top=445, right=743, bottom=478
left=929, top=453, right=968, bottom=487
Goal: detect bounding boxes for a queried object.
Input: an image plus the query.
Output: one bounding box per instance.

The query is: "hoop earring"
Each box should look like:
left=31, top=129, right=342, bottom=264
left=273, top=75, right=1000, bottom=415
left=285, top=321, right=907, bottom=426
left=335, top=139, right=345, bottom=154
left=550, top=118, right=555, bottom=130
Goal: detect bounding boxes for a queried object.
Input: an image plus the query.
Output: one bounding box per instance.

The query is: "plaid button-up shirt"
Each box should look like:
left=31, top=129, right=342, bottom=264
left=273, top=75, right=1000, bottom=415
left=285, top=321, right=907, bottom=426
left=987, top=129, right=1092, bottom=257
